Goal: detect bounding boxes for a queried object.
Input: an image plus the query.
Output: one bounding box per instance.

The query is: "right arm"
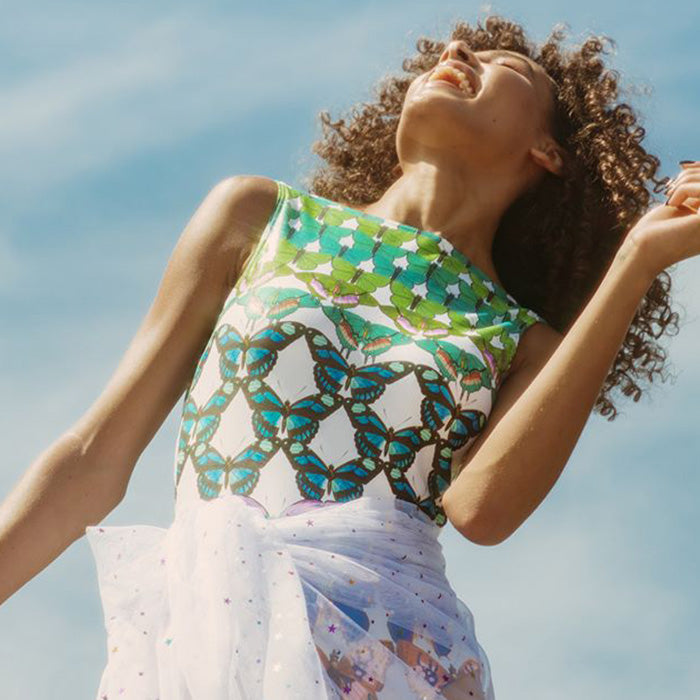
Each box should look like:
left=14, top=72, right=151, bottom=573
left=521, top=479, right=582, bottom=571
left=0, top=174, right=279, bottom=606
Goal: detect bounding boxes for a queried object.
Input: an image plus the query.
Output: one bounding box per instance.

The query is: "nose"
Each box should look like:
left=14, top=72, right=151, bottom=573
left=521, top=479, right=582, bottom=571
left=440, top=39, right=480, bottom=72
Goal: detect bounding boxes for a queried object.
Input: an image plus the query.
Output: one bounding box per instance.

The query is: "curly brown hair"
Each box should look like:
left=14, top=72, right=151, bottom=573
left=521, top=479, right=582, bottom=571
left=296, top=13, right=681, bottom=422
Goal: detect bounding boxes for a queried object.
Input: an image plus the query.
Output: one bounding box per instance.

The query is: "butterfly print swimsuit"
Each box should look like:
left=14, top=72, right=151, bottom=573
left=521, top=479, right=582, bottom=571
left=85, top=179, right=545, bottom=700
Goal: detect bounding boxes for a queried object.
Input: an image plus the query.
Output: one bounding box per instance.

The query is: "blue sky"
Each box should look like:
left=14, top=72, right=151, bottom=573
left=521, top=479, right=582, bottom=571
left=1, top=1, right=699, bottom=698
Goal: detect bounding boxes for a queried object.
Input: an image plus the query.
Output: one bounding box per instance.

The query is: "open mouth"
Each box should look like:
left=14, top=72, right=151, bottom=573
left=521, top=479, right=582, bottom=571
left=427, top=65, right=477, bottom=98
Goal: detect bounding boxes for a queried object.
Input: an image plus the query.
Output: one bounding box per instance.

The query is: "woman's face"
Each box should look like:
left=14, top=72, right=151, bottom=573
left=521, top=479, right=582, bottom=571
left=397, top=39, right=558, bottom=168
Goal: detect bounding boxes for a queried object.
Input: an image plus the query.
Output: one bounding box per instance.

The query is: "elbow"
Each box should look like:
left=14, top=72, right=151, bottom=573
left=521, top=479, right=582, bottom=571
left=455, top=515, right=509, bottom=547
left=443, top=492, right=510, bottom=547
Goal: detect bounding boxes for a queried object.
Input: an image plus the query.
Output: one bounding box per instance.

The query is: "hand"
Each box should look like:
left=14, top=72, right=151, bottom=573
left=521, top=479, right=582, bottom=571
left=622, top=162, right=700, bottom=279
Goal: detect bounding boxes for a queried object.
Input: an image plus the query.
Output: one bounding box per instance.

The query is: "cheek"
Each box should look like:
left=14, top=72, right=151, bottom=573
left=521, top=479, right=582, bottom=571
left=485, top=90, right=540, bottom=135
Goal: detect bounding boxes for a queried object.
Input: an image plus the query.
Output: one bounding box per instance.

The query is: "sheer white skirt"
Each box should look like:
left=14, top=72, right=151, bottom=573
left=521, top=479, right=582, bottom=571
left=85, top=494, right=495, bottom=699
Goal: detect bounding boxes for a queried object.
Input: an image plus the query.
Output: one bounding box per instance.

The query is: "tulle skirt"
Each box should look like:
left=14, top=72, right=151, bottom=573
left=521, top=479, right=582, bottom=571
left=85, top=494, right=495, bottom=699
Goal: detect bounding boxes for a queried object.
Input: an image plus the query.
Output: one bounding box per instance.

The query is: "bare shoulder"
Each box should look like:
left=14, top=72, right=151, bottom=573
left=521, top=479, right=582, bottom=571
left=208, top=174, right=280, bottom=286
left=509, top=321, right=564, bottom=376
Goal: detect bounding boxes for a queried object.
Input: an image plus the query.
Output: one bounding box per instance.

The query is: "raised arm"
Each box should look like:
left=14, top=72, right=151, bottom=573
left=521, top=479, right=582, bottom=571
left=442, top=177, right=700, bottom=546
left=0, top=174, right=279, bottom=606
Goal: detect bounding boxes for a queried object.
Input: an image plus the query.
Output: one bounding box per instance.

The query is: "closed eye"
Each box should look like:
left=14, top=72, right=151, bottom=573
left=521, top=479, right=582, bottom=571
left=498, top=59, right=526, bottom=75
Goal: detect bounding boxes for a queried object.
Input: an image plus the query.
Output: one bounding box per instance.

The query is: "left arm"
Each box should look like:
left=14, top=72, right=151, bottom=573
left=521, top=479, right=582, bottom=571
left=441, top=238, right=654, bottom=546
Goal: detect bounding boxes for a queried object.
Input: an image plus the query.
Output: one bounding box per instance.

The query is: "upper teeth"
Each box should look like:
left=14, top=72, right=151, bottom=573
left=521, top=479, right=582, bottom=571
left=430, top=65, right=475, bottom=96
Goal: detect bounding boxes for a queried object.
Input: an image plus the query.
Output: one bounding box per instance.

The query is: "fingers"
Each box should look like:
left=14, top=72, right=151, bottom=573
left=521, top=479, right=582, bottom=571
left=666, top=185, right=700, bottom=210
left=665, top=162, right=700, bottom=211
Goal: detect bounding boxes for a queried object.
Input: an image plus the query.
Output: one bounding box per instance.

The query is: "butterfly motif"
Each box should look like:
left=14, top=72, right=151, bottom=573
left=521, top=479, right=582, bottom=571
left=282, top=441, right=381, bottom=502
left=318, top=228, right=379, bottom=265
left=416, top=494, right=448, bottom=528
left=275, top=237, right=332, bottom=271
left=330, top=256, right=388, bottom=294
left=243, top=379, right=341, bottom=444
left=415, top=442, right=454, bottom=527
left=323, top=306, right=411, bottom=360
left=175, top=393, right=198, bottom=488
left=234, top=287, right=320, bottom=325
left=346, top=402, right=431, bottom=471
left=447, top=277, right=486, bottom=312
left=187, top=333, right=214, bottom=395
left=416, top=367, right=486, bottom=450
left=416, top=339, right=492, bottom=398
left=307, top=276, right=360, bottom=308
left=386, top=308, right=451, bottom=338
left=389, top=281, right=445, bottom=320
left=362, top=239, right=410, bottom=279
left=190, top=438, right=281, bottom=500
left=306, top=328, right=414, bottom=403
left=465, top=323, right=521, bottom=387
left=216, top=321, right=305, bottom=381
left=468, top=273, right=512, bottom=314
left=296, top=270, right=377, bottom=308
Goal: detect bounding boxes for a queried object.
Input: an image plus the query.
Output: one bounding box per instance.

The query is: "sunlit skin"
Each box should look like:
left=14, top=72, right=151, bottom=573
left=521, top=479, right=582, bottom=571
left=355, top=39, right=566, bottom=288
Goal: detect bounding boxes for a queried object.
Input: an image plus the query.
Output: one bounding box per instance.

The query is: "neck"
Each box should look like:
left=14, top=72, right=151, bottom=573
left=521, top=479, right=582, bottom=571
left=355, top=162, right=520, bottom=287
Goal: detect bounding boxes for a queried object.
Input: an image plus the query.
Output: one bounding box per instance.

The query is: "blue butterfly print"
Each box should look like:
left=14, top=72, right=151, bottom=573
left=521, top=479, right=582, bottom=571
left=215, top=321, right=305, bottom=381
left=319, top=228, right=378, bottom=264
left=243, top=379, right=341, bottom=444
left=282, top=441, right=380, bottom=502
left=190, top=438, right=280, bottom=500
left=416, top=494, right=447, bottom=527
left=175, top=393, right=198, bottom=488
left=305, top=328, right=414, bottom=403
left=189, top=334, right=214, bottom=395
left=416, top=367, right=486, bottom=450
left=346, top=402, right=431, bottom=471
left=414, top=443, right=453, bottom=527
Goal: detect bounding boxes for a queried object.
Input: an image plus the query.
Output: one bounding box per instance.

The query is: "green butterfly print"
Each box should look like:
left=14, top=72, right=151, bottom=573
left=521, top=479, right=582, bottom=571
left=416, top=339, right=492, bottom=398
left=304, top=274, right=360, bottom=308
left=382, top=306, right=452, bottom=337
left=242, top=378, right=341, bottom=444
left=323, top=306, right=411, bottom=360
left=415, top=232, right=465, bottom=270
left=392, top=246, right=461, bottom=293
left=330, top=257, right=388, bottom=294
left=215, top=321, right=306, bottom=381
left=232, top=287, right=320, bottom=325
left=468, top=274, right=514, bottom=315
left=465, top=324, right=519, bottom=387
left=190, top=438, right=281, bottom=500
left=373, top=224, right=419, bottom=247
left=389, top=280, right=445, bottom=318
left=274, top=237, right=333, bottom=272
left=416, top=367, right=487, bottom=450
left=352, top=234, right=410, bottom=278
left=282, top=441, right=381, bottom=502
left=317, top=227, right=377, bottom=264
left=305, top=199, right=399, bottom=241
left=443, top=278, right=486, bottom=315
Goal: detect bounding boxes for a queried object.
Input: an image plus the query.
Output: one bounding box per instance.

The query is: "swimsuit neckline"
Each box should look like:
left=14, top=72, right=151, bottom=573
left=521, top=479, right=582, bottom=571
left=305, top=188, right=517, bottom=305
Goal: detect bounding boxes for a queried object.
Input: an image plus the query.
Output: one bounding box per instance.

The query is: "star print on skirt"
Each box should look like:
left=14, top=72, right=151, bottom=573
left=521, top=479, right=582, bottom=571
left=85, top=494, right=494, bottom=699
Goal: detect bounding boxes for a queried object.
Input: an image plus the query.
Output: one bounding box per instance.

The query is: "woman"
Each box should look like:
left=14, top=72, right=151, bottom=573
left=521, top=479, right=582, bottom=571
left=1, top=14, right=697, bottom=700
